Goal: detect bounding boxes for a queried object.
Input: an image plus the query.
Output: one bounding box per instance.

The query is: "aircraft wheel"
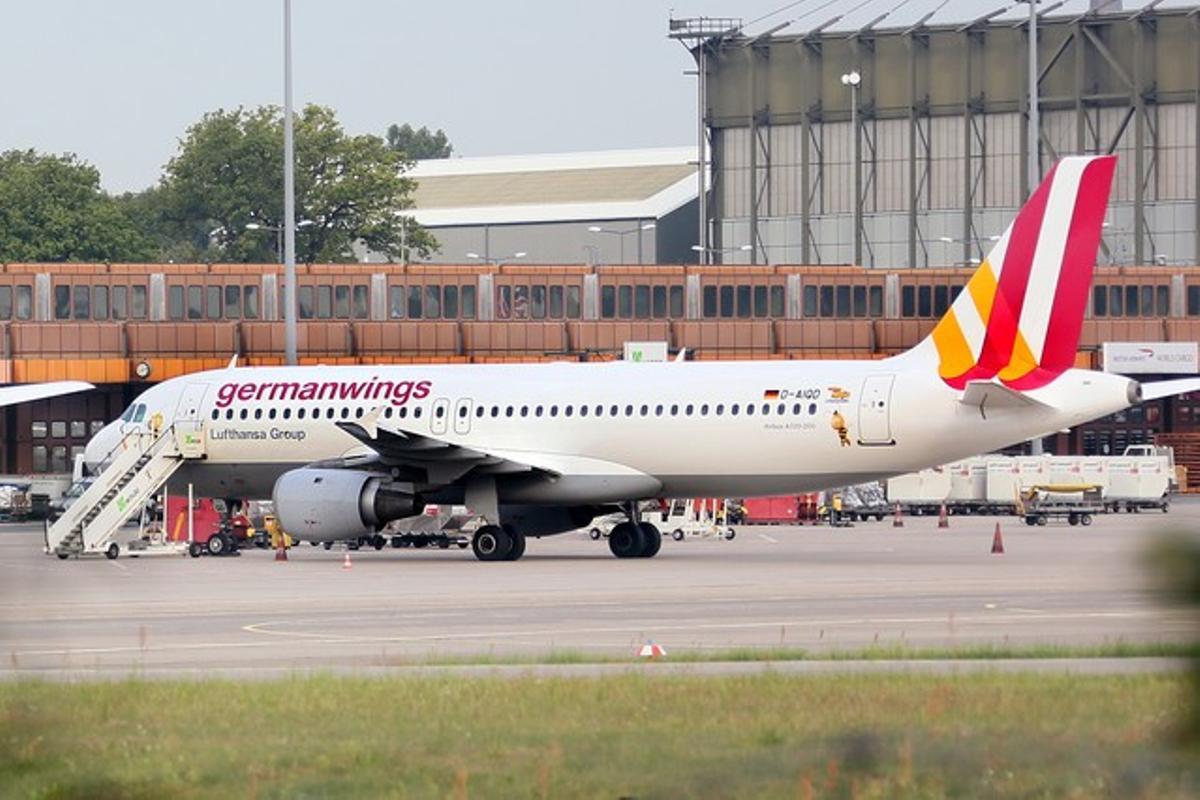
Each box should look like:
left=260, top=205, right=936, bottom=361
left=608, top=522, right=644, bottom=559
left=637, top=523, right=661, bottom=558
left=504, top=525, right=526, bottom=561
left=472, top=525, right=511, bottom=562
left=672, top=529, right=685, bottom=542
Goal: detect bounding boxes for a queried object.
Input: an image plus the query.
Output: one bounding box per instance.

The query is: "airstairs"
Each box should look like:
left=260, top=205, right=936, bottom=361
left=46, top=422, right=206, bottom=557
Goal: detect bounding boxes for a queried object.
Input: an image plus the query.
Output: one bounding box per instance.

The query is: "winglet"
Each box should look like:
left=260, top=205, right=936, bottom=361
left=674, top=348, right=687, bottom=363
left=226, top=354, right=239, bottom=370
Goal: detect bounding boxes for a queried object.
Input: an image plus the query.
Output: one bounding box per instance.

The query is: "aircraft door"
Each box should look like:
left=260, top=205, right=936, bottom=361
left=453, top=398, right=473, bottom=435
left=431, top=397, right=450, bottom=435
left=175, top=383, right=210, bottom=424
left=857, top=374, right=895, bottom=445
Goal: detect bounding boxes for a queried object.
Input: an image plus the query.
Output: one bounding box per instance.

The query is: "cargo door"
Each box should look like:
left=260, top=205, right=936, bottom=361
left=857, top=374, right=895, bottom=445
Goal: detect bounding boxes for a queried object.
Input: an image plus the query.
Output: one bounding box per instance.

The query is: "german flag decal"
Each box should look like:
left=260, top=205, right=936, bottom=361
left=763, top=389, right=781, bottom=400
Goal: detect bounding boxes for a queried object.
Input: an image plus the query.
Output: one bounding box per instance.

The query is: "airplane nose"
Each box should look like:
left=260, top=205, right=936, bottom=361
left=84, top=422, right=120, bottom=474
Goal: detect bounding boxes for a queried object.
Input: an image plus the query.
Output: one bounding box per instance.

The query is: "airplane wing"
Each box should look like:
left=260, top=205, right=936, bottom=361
left=0, top=381, right=94, bottom=408
left=333, top=413, right=660, bottom=495
left=1139, top=378, right=1200, bottom=401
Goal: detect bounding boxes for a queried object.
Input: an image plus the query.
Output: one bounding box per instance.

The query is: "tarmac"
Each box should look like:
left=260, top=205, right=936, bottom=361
left=1, top=501, right=1196, bottom=679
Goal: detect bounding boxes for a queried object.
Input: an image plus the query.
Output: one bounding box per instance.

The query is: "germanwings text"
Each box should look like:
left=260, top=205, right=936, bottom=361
left=215, top=377, right=432, bottom=408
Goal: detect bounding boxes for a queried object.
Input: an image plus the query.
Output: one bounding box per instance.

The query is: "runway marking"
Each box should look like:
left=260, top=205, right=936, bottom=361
left=8, top=608, right=1162, bottom=660
left=758, top=534, right=779, bottom=543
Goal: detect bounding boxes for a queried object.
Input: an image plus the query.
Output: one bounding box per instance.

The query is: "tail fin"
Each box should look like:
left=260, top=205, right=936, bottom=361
left=927, top=155, right=1116, bottom=391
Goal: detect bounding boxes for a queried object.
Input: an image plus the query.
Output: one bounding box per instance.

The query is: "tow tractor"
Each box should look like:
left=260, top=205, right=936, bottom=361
left=1017, top=484, right=1104, bottom=527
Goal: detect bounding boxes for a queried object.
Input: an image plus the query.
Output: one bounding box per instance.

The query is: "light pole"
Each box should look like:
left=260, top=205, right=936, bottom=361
left=1027, top=0, right=1039, bottom=197
left=466, top=251, right=527, bottom=268
left=840, top=70, right=862, bottom=266
left=282, top=0, right=299, bottom=365
left=587, top=222, right=657, bottom=264
left=691, top=243, right=752, bottom=264
left=246, top=219, right=313, bottom=263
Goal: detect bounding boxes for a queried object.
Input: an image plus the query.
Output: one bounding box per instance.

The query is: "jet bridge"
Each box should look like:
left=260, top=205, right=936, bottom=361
left=45, top=423, right=205, bottom=558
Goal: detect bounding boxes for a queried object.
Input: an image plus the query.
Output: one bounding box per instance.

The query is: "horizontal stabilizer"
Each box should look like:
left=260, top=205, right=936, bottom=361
left=1140, top=378, right=1200, bottom=402
left=960, top=380, right=1051, bottom=413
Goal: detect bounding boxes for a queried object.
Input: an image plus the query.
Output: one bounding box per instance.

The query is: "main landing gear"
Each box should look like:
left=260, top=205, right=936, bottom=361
left=608, top=501, right=662, bottom=559
left=471, top=524, right=526, bottom=562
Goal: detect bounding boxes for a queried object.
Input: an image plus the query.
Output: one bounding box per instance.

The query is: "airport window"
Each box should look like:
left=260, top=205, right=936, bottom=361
left=901, top=286, right=915, bottom=317
left=69, top=420, right=85, bottom=438
left=703, top=286, right=718, bottom=317
left=803, top=285, right=818, bottom=317
left=187, top=286, right=203, bottom=319
left=933, top=286, right=949, bottom=317
left=852, top=286, right=867, bottom=317
left=223, top=285, right=242, bottom=318
left=1139, top=285, right=1154, bottom=317
left=600, top=286, right=616, bottom=318
left=114, top=285, right=130, bottom=319
left=93, top=286, right=109, bottom=319
left=531, top=285, right=547, bottom=319
left=1092, top=285, right=1108, bottom=316
left=406, top=286, right=422, bottom=319
left=72, top=285, right=90, bottom=319
left=566, top=286, right=581, bottom=318
left=32, top=446, right=48, bottom=473
left=130, top=285, right=147, bottom=319
left=352, top=285, right=369, bottom=319
left=31, top=421, right=47, bottom=438
left=389, top=286, right=405, bottom=319
left=424, top=285, right=441, bottom=318
left=868, top=286, right=883, bottom=316
left=819, top=286, right=834, bottom=317
left=51, top=421, right=67, bottom=438
left=315, top=285, right=332, bottom=319
left=618, top=286, right=633, bottom=319
left=548, top=285, right=564, bottom=317
left=1189, top=286, right=1200, bottom=317
left=51, top=446, right=67, bottom=473
left=719, top=286, right=734, bottom=317
left=0, top=286, right=10, bottom=319
left=635, top=285, right=651, bottom=319
left=443, top=285, right=458, bottom=319
left=1156, top=285, right=1169, bottom=316
left=735, top=285, right=751, bottom=318
left=836, top=285, right=852, bottom=317
left=917, top=286, right=932, bottom=317
left=1124, top=285, right=1138, bottom=317
left=90, top=420, right=105, bottom=435
left=752, top=286, right=767, bottom=317
left=15, top=285, right=32, bottom=319
left=652, top=286, right=667, bottom=317
left=669, top=286, right=685, bottom=317
left=1109, top=286, right=1123, bottom=316
left=54, top=286, right=70, bottom=319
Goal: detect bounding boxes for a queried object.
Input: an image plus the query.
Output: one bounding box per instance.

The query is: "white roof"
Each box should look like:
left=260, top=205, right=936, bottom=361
left=408, top=147, right=700, bottom=227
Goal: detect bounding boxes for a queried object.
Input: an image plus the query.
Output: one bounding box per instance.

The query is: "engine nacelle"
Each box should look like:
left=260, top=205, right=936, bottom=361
left=500, top=505, right=600, bottom=537
left=273, top=468, right=423, bottom=542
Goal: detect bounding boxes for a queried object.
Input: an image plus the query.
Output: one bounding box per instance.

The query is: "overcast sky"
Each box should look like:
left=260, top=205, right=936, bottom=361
left=0, top=0, right=1174, bottom=193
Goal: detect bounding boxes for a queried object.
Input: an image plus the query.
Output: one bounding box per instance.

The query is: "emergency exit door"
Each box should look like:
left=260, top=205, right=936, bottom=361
left=857, top=375, right=895, bottom=445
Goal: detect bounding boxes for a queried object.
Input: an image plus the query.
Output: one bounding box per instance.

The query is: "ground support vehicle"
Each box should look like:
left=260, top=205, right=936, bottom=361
left=1017, top=485, right=1104, bottom=527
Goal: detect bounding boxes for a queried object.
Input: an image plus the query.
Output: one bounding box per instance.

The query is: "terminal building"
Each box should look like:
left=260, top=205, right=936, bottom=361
left=1, top=5, right=1198, bottom=486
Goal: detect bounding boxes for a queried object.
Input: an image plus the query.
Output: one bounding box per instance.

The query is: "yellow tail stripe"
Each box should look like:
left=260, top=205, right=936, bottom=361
left=932, top=311, right=976, bottom=380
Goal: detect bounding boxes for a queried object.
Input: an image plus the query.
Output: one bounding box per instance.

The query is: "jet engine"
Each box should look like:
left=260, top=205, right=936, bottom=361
left=272, top=468, right=423, bottom=542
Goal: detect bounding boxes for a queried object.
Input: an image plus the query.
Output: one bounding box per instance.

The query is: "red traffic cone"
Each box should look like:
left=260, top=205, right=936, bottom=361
left=892, top=502, right=904, bottom=528
left=274, top=545, right=288, bottom=562
left=990, top=522, right=1005, bottom=554
left=937, top=503, right=950, bottom=529
left=342, top=551, right=353, bottom=570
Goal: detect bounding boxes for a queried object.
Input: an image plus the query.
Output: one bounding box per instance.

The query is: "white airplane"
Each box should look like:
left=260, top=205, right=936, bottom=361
left=0, top=381, right=93, bottom=408
left=83, top=155, right=1200, bottom=561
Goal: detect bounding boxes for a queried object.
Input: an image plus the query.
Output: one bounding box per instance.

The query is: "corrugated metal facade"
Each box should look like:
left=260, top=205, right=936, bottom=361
left=702, top=8, right=1200, bottom=267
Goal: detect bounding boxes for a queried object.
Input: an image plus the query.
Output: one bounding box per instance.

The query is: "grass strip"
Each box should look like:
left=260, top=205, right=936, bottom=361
left=2, top=672, right=1197, bottom=798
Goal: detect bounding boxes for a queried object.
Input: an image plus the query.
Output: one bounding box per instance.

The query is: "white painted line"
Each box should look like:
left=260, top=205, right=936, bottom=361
left=758, top=534, right=779, bottom=544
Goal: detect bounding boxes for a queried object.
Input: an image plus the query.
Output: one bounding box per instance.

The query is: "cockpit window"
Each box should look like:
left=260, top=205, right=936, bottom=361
left=121, top=406, right=134, bottom=422
left=133, top=404, right=146, bottom=423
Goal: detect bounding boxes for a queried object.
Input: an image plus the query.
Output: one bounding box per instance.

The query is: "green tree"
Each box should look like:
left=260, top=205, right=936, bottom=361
left=161, top=105, right=434, bottom=263
left=385, top=123, right=453, bottom=160
left=0, top=150, right=154, bottom=262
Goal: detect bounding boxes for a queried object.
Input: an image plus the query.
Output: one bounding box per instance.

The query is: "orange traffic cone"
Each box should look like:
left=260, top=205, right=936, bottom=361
left=342, top=551, right=353, bottom=570
left=892, top=503, right=904, bottom=528
left=274, top=545, right=288, bottom=562
left=990, top=522, right=1005, bottom=554
left=937, top=503, right=950, bottom=529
